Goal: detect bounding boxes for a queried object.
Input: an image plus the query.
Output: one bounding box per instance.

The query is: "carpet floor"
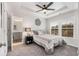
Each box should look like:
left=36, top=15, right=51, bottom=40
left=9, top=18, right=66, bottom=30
left=7, top=43, right=78, bottom=56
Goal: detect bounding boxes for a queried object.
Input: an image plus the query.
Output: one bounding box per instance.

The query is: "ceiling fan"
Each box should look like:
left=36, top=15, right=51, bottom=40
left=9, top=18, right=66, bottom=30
left=36, top=2, right=55, bottom=14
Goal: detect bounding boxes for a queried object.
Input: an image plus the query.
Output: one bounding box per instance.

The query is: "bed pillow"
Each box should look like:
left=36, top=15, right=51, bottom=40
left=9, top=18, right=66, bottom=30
left=38, top=30, right=44, bottom=35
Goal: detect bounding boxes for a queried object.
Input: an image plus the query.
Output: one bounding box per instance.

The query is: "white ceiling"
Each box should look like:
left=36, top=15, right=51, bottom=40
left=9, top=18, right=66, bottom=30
left=6, top=2, right=78, bottom=18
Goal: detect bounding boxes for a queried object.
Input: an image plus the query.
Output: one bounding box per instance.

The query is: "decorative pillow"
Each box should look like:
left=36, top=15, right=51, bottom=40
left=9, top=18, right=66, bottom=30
left=33, top=30, right=38, bottom=35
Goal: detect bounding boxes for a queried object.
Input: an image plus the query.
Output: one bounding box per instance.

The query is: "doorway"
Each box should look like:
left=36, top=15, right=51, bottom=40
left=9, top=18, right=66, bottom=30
left=12, top=18, right=23, bottom=46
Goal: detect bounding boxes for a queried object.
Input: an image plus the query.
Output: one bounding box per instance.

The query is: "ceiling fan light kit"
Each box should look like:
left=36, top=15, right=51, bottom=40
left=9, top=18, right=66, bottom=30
left=43, top=9, right=47, bottom=14
left=36, top=2, right=55, bottom=14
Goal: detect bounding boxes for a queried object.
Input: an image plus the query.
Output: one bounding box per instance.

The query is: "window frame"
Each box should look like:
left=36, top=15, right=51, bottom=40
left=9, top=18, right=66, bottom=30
left=50, top=25, right=59, bottom=35
left=62, top=23, right=73, bottom=37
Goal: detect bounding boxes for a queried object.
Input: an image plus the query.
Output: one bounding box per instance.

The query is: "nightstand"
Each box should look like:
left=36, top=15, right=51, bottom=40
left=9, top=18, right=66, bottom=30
left=25, top=36, right=33, bottom=44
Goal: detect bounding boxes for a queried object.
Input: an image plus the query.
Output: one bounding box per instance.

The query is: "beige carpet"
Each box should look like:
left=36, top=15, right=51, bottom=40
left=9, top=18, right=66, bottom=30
left=7, top=43, right=78, bottom=56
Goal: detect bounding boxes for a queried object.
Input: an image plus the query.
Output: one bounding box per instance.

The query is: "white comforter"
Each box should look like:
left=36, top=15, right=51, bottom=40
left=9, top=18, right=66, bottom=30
left=33, top=34, right=65, bottom=53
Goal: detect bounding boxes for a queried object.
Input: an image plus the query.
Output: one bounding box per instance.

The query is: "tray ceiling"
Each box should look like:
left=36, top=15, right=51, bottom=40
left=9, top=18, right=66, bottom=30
left=6, top=2, right=78, bottom=18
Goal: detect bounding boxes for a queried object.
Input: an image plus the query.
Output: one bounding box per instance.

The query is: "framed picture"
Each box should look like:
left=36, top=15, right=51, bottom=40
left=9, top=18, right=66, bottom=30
left=25, top=28, right=31, bottom=32
left=14, top=25, right=16, bottom=30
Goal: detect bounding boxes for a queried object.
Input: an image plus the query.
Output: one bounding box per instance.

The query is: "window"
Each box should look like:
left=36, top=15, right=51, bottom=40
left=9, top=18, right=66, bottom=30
left=51, top=25, right=58, bottom=35
left=62, top=24, right=73, bottom=37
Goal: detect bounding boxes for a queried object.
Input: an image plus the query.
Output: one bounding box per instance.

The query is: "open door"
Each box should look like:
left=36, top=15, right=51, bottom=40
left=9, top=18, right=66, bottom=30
left=0, top=3, right=7, bottom=56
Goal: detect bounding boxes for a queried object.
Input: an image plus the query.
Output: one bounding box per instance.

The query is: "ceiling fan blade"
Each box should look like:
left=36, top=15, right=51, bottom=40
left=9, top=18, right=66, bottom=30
left=36, top=10, right=43, bottom=12
left=46, top=9, right=55, bottom=10
left=36, top=4, right=43, bottom=8
left=46, top=2, right=53, bottom=8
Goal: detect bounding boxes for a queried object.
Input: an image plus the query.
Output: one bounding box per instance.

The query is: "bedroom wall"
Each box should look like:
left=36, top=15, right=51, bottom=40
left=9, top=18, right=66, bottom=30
left=23, top=14, right=46, bottom=31
left=46, top=9, right=79, bottom=48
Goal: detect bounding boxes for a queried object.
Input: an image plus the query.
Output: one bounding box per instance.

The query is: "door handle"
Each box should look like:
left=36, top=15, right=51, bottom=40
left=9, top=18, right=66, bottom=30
left=0, top=43, right=6, bottom=47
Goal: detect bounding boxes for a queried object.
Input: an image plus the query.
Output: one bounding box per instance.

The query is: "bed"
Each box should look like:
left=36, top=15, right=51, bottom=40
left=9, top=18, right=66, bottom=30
left=33, top=31, right=66, bottom=54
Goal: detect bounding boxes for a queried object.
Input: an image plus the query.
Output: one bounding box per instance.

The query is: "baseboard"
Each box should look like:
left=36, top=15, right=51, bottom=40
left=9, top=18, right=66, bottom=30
left=66, top=43, right=78, bottom=48
left=13, top=42, right=23, bottom=46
